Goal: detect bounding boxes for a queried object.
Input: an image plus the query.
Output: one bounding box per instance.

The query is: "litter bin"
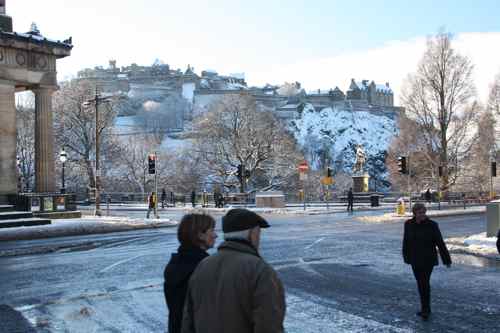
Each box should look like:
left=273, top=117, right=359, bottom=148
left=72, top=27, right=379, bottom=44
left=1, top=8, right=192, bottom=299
left=370, top=195, right=379, bottom=207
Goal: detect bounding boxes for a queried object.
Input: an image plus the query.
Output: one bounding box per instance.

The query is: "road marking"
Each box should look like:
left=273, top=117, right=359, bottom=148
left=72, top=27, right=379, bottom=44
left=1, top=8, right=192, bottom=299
left=100, top=254, right=144, bottom=273
left=305, top=237, right=325, bottom=249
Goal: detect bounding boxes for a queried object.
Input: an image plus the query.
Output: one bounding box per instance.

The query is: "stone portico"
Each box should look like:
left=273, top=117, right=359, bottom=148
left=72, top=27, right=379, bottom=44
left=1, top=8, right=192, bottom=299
left=0, top=3, right=72, bottom=203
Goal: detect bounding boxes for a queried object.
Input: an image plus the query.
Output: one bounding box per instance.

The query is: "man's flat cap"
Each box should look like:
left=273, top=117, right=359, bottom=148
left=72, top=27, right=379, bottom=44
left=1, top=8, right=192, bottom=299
left=222, top=209, right=270, bottom=233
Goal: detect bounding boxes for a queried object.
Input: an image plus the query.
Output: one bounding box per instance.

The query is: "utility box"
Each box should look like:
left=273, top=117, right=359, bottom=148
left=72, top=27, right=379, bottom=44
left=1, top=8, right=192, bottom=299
left=486, top=201, right=500, bottom=237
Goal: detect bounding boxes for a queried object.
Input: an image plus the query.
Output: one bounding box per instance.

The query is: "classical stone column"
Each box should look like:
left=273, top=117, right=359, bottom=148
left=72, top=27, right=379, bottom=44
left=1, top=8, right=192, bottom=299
left=0, top=81, right=16, bottom=200
left=34, top=86, right=56, bottom=193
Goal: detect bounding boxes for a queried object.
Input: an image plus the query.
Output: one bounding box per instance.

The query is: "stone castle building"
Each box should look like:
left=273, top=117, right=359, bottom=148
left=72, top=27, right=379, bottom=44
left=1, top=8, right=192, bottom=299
left=76, top=60, right=401, bottom=124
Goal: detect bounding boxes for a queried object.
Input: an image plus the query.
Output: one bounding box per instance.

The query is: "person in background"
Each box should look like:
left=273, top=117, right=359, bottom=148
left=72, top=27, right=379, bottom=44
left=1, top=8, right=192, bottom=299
left=161, top=188, right=167, bottom=209
left=164, top=214, right=217, bottom=333
left=402, top=203, right=451, bottom=320
left=182, top=209, right=286, bottom=333
left=347, top=187, right=354, bottom=212
left=496, top=229, right=499, bottom=255
left=191, top=190, right=196, bottom=208
left=146, top=191, right=156, bottom=219
left=425, top=188, right=431, bottom=204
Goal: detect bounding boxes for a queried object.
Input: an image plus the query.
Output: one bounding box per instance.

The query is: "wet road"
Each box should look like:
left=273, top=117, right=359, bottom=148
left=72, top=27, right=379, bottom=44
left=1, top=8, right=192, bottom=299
left=0, top=211, right=499, bottom=332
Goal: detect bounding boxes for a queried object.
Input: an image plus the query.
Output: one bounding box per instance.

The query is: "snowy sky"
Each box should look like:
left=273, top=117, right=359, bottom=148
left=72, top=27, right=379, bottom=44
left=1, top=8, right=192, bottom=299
left=9, top=0, right=500, bottom=103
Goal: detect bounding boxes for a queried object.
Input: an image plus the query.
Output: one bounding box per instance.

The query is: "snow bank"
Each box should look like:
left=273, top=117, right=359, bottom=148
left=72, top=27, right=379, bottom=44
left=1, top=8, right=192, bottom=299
left=0, top=216, right=178, bottom=242
left=447, top=232, right=499, bottom=258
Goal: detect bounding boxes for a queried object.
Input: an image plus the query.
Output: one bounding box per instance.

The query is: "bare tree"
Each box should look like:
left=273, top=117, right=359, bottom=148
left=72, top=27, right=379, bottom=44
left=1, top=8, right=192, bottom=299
left=53, top=79, right=119, bottom=196
left=459, top=108, right=495, bottom=192
left=15, top=95, right=35, bottom=191
left=388, top=115, right=439, bottom=192
left=401, top=31, right=478, bottom=192
left=192, top=94, right=303, bottom=193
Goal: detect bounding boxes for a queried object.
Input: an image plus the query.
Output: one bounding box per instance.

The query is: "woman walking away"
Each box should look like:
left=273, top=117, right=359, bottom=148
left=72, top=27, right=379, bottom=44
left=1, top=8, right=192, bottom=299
left=163, top=214, right=217, bottom=333
left=402, top=203, right=451, bottom=321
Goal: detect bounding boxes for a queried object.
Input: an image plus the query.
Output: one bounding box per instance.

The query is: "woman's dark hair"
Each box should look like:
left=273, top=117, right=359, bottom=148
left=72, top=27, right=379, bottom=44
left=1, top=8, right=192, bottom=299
left=177, top=213, right=216, bottom=248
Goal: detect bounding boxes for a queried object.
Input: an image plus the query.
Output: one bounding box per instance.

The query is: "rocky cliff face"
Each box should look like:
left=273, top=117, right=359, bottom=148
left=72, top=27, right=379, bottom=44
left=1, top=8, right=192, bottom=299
left=290, top=103, right=398, bottom=189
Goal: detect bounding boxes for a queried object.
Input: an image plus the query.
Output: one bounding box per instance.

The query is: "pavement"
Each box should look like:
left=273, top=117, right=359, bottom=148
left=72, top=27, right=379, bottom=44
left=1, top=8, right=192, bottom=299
left=0, top=203, right=487, bottom=243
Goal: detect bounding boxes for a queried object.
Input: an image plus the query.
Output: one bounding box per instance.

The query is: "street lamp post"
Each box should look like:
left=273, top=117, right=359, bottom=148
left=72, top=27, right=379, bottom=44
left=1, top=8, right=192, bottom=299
left=59, top=148, right=67, bottom=193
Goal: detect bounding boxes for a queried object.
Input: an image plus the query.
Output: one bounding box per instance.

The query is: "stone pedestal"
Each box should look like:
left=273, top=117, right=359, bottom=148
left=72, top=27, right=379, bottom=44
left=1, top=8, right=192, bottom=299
left=0, top=81, right=16, bottom=203
left=34, top=87, right=56, bottom=193
left=255, top=191, right=285, bottom=208
left=352, top=173, right=370, bottom=193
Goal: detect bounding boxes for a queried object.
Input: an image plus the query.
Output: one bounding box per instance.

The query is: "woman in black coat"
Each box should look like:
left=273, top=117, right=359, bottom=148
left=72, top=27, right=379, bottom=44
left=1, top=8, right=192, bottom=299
left=164, top=214, right=217, bottom=333
left=402, top=203, right=451, bottom=320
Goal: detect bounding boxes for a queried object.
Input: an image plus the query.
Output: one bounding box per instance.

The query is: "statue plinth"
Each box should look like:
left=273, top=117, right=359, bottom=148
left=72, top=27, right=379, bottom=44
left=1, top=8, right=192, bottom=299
left=352, top=172, right=370, bottom=193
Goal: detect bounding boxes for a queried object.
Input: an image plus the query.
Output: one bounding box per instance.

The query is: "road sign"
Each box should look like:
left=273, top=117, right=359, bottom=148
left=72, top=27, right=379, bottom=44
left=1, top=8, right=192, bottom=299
left=298, top=161, right=309, bottom=172
left=321, top=176, right=334, bottom=185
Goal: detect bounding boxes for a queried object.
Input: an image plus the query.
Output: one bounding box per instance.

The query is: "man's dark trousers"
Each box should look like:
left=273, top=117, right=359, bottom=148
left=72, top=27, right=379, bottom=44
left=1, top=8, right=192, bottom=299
left=411, top=265, right=434, bottom=312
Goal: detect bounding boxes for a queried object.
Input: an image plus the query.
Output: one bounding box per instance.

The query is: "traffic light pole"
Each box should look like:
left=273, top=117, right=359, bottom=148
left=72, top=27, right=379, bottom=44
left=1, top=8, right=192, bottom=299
left=407, top=155, right=411, bottom=213
left=154, top=151, right=158, bottom=219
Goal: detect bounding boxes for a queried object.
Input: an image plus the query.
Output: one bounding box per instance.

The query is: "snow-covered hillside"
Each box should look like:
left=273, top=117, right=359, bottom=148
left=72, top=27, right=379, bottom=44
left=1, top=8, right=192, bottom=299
left=291, top=104, right=398, bottom=185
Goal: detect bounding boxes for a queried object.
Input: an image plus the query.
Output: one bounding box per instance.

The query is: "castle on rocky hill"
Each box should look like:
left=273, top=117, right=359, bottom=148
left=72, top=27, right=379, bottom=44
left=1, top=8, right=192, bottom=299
left=76, top=60, right=402, bottom=121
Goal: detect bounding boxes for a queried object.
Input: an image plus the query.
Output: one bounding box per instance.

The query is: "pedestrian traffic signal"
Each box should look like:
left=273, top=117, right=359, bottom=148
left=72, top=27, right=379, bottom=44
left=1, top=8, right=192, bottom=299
left=327, top=167, right=332, bottom=177
left=492, top=161, right=497, bottom=177
left=397, top=156, right=407, bottom=174
left=236, top=164, right=243, bottom=180
left=148, top=154, right=156, bottom=174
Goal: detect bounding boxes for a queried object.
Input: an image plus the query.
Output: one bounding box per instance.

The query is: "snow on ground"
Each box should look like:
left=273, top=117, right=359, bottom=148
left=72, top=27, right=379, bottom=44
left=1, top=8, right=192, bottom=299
left=17, top=283, right=411, bottom=333
left=446, top=232, right=499, bottom=259
left=285, top=292, right=410, bottom=333
left=0, top=216, right=177, bottom=242
left=356, top=206, right=485, bottom=223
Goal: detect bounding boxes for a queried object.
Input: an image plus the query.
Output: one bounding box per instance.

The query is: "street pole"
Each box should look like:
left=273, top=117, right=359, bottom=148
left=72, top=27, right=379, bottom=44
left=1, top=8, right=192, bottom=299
left=154, top=151, right=158, bottom=218
left=407, top=154, right=411, bottom=212
left=95, top=88, right=101, bottom=216
left=437, top=169, right=441, bottom=210
left=61, top=160, right=65, bottom=194
left=303, top=181, right=306, bottom=211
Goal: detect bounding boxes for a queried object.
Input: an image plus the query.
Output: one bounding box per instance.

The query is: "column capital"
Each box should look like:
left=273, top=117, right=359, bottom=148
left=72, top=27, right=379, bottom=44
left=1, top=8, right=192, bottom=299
left=32, top=85, right=57, bottom=94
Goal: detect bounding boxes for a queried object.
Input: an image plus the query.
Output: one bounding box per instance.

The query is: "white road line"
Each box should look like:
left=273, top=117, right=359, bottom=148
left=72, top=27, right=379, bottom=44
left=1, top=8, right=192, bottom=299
left=100, top=254, right=145, bottom=273
left=304, top=237, right=325, bottom=249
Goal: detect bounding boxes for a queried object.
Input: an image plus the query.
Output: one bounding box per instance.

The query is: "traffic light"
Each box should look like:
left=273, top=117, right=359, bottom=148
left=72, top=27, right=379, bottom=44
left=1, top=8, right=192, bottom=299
left=438, top=166, right=443, bottom=177
left=492, top=161, right=497, bottom=177
left=244, top=169, right=251, bottom=179
left=148, top=154, right=156, bottom=174
left=327, top=167, right=332, bottom=177
left=236, top=164, right=243, bottom=180
left=397, top=156, right=407, bottom=174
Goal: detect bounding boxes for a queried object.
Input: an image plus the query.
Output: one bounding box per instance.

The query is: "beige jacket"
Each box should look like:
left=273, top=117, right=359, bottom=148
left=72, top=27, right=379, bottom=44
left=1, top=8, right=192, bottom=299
left=182, top=239, right=286, bottom=333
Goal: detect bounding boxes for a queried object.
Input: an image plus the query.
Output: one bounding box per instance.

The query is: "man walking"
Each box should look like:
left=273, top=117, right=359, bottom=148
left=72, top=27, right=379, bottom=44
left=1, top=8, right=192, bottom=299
left=182, top=209, right=286, bottom=333
left=402, top=203, right=451, bottom=320
left=347, top=187, right=354, bottom=212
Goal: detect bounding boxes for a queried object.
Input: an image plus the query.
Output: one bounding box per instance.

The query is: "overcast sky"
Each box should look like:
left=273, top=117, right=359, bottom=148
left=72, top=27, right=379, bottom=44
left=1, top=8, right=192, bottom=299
left=9, top=0, right=500, bottom=103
